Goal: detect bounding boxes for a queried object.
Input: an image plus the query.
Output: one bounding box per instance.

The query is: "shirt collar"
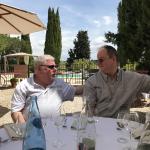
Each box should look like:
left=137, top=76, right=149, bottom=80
left=32, top=74, right=56, bottom=89
left=100, top=69, right=121, bottom=82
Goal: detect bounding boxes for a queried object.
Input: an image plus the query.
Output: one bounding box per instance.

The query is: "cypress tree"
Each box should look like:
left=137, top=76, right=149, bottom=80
left=137, top=0, right=150, bottom=70
left=55, top=8, right=62, bottom=63
left=118, top=0, right=140, bottom=64
left=44, top=7, right=62, bottom=64
left=105, top=0, right=150, bottom=70
left=20, top=34, right=32, bottom=65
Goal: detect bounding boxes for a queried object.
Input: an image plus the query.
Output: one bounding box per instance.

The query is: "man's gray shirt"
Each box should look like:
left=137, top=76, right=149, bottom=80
left=84, top=69, right=150, bottom=118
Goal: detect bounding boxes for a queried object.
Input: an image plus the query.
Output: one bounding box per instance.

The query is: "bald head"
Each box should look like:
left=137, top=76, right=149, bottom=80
left=97, top=45, right=118, bottom=62
left=97, top=45, right=118, bottom=77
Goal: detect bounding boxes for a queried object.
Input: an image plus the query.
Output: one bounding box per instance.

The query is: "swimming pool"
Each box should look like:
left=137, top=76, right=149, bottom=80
left=56, top=73, right=82, bottom=78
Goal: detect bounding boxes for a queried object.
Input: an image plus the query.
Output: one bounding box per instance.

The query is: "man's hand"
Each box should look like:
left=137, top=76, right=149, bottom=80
left=74, top=85, right=83, bottom=95
left=11, top=112, right=26, bottom=123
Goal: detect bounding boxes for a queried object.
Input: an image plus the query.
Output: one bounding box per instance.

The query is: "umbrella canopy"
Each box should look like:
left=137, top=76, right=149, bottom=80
left=0, top=3, right=46, bottom=35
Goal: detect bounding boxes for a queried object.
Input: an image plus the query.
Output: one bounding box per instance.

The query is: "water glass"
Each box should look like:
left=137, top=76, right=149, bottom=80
left=116, top=112, right=128, bottom=144
left=123, top=112, right=140, bottom=150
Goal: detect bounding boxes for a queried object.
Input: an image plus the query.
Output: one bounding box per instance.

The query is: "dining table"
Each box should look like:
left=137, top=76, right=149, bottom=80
left=0, top=117, right=140, bottom=150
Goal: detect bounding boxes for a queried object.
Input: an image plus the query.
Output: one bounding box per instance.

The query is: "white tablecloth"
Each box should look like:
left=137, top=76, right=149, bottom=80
left=0, top=117, right=139, bottom=150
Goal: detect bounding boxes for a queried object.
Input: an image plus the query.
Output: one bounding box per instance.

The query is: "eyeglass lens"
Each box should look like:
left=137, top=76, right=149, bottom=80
left=40, top=65, right=58, bottom=69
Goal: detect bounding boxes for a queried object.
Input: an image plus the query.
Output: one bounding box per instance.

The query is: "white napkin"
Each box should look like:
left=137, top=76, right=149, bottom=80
left=140, top=130, right=150, bottom=144
left=71, top=119, right=78, bottom=130
left=132, top=127, right=143, bottom=139
left=4, top=123, right=26, bottom=140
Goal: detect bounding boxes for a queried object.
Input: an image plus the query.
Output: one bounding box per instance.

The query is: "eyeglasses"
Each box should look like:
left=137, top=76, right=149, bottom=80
left=40, top=65, right=58, bottom=69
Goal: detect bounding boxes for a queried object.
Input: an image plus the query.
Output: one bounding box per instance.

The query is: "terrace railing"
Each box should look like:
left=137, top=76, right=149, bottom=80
left=0, top=63, right=99, bottom=86
left=55, top=64, right=98, bottom=85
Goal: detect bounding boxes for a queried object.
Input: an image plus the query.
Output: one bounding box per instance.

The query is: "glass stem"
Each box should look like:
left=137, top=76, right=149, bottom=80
left=57, top=126, right=61, bottom=141
left=129, top=131, right=132, bottom=140
left=129, top=131, right=132, bottom=150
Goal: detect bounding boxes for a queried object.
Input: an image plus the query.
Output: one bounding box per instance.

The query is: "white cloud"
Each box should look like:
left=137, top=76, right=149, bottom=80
left=61, top=30, right=74, bottom=49
left=91, top=36, right=106, bottom=48
left=90, top=36, right=106, bottom=59
left=10, top=32, right=45, bottom=56
left=93, top=20, right=101, bottom=28
left=102, top=16, right=113, bottom=25
left=6, top=0, right=119, bottom=61
left=60, top=30, right=76, bottom=60
left=30, top=31, right=46, bottom=56
left=90, top=36, right=116, bottom=60
left=61, top=5, right=83, bottom=18
left=30, top=29, right=75, bottom=60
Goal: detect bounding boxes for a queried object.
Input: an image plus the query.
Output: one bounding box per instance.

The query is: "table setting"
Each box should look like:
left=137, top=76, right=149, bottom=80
left=0, top=115, right=142, bottom=150
left=0, top=94, right=146, bottom=150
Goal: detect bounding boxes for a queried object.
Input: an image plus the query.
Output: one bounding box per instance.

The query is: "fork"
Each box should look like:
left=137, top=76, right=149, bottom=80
left=62, top=117, right=67, bottom=128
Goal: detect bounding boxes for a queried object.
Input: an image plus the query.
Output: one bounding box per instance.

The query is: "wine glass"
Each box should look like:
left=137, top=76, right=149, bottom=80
left=82, top=96, right=87, bottom=112
left=117, top=112, right=125, bottom=129
left=82, top=95, right=98, bottom=123
left=52, top=105, right=66, bottom=149
left=116, top=111, right=128, bottom=144
left=123, top=112, right=140, bottom=150
left=60, top=104, right=67, bottom=128
left=141, top=93, right=150, bottom=107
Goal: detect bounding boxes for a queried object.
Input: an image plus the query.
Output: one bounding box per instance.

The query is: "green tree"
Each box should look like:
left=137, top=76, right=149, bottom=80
left=67, top=30, right=90, bottom=66
left=0, top=35, right=21, bottom=55
left=0, top=35, right=9, bottom=53
left=74, top=31, right=90, bottom=59
left=21, top=34, right=32, bottom=54
left=136, top=0, right=150, bottom=70
left=0, top=35, right=21, bottom=65
left=118, top=0, right=140, bottom=66
left=44, top=7, right=62, bottom=64
left=105, top=0, right=150, bottom=70
left=66, top=48, right=76, bottom=67
left=5, top=37, right=21, bottom=54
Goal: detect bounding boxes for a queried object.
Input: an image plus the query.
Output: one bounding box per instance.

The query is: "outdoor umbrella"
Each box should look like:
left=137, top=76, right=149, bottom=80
left=0, top=3, right=46, bottom=35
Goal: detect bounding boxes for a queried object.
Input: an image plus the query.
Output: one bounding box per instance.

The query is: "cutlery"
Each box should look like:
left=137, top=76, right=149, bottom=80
left=117, top=122, right=124, bottom=128
left=62, top=117, right=67, bottom=128
left=116, top=122, right=124, bottom=130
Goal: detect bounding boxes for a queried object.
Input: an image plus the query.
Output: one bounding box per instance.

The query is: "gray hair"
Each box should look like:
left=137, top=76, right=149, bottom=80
left=34, top=55, right=55, bottom=68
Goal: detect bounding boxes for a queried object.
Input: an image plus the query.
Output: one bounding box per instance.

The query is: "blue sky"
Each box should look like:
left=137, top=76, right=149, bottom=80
left=1, top=0, right=121, bottom=60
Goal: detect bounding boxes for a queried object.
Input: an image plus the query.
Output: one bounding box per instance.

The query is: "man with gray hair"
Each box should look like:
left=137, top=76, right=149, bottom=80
left=11, top=55, right=82, bottom=123
left=84, top=45, right=150, bottom=118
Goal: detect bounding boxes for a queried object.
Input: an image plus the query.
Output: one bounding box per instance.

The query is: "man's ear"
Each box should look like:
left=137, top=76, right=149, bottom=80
left=34, top=66, right=40, bottom=74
